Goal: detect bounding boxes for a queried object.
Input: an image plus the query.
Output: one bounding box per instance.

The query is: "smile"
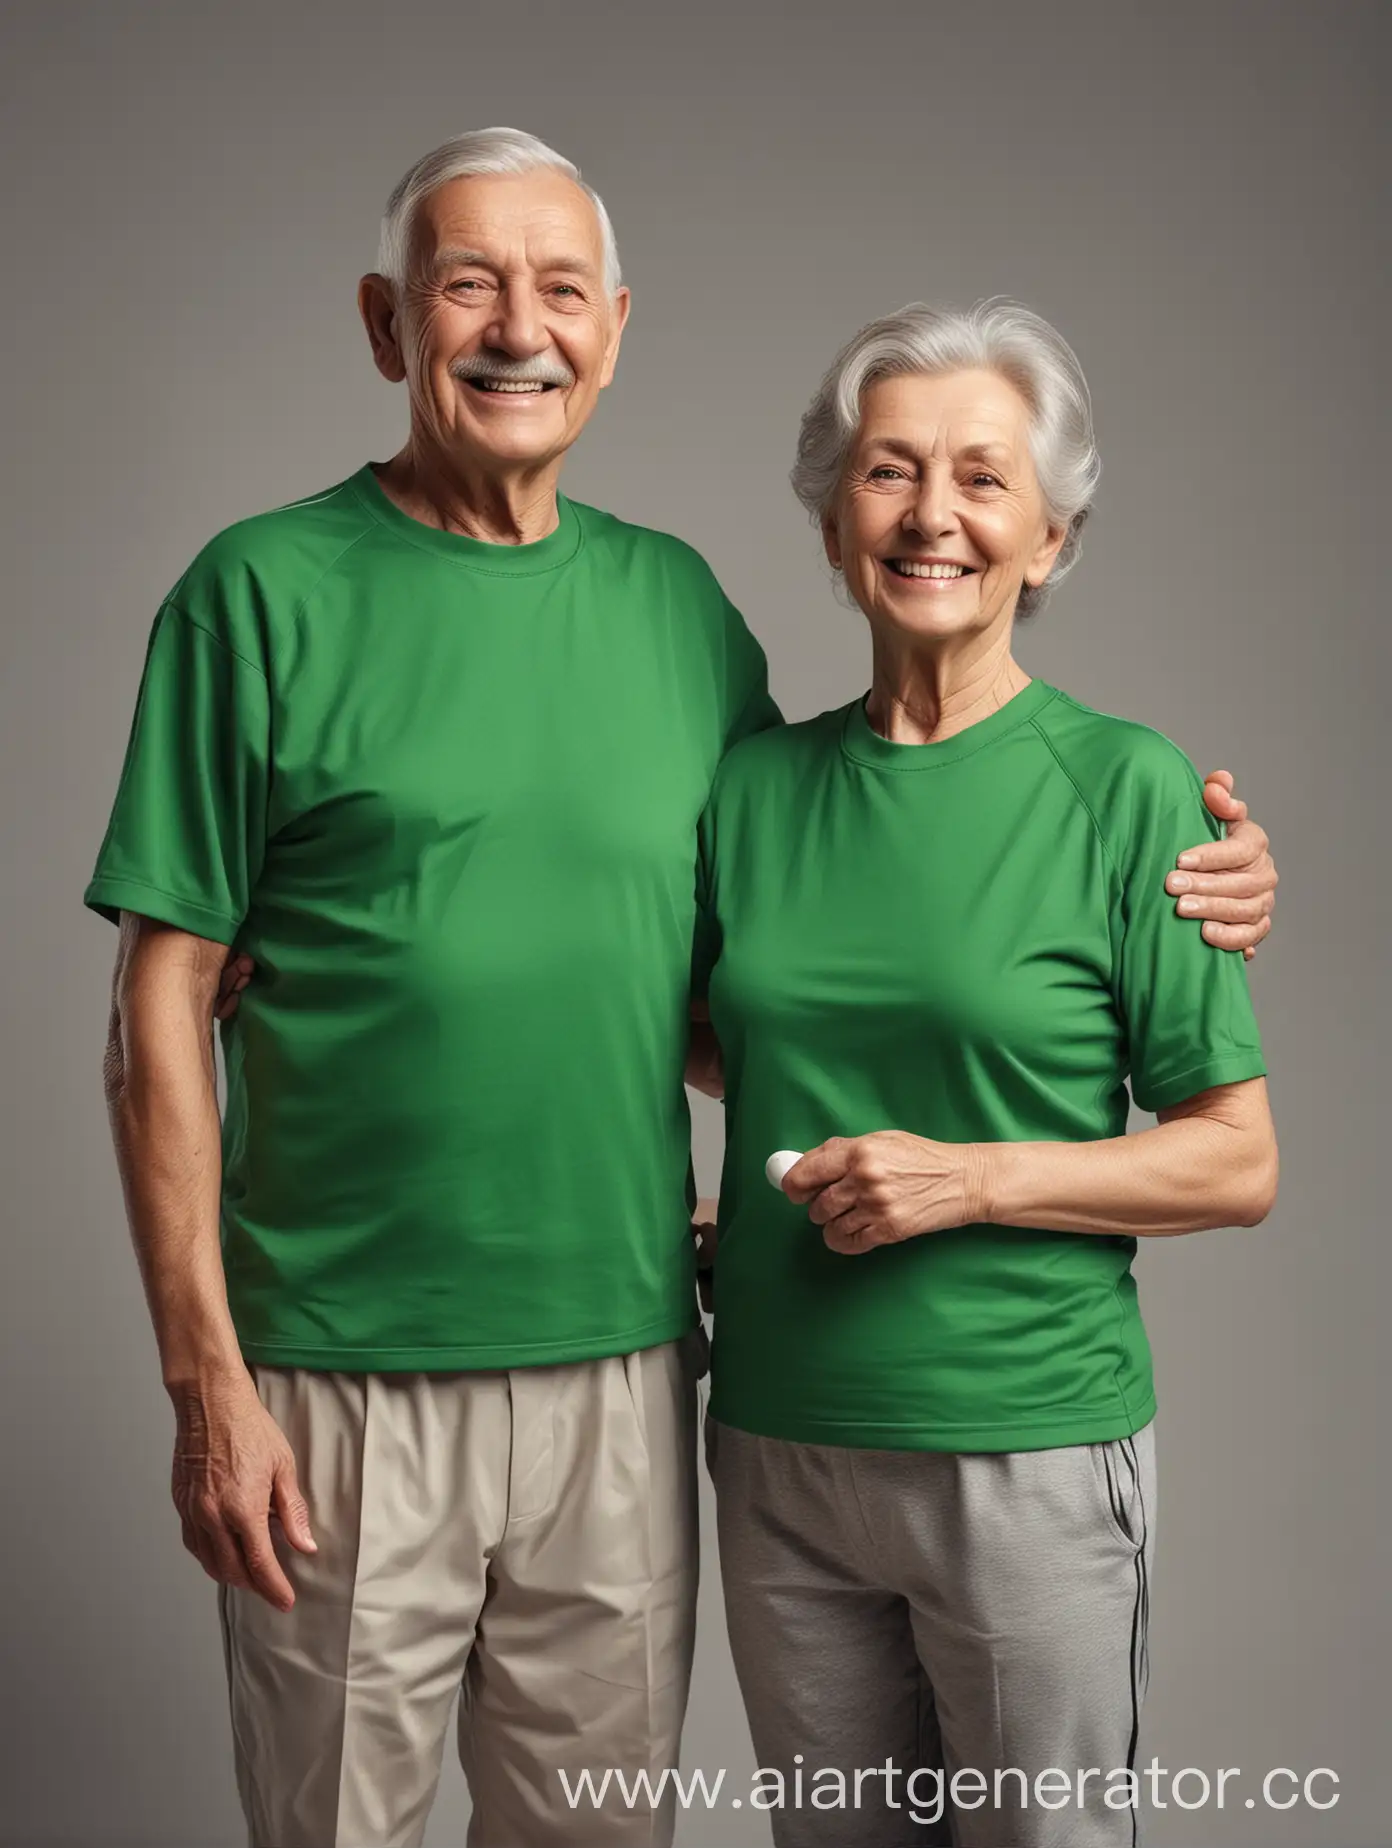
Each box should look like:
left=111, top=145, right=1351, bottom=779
left=885, top=560, right=975, bottom=580
left=463, top=378, right=559, bottom=395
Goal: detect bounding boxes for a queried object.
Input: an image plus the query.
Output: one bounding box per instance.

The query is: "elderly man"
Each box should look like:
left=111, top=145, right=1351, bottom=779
left=87, top=130, right=1278, bottom=1848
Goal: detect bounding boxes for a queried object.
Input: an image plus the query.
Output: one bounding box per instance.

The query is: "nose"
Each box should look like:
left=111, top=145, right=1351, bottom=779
left=905, top=463, right=959, bottom=544
left=485, top=281, right=549, bottom=360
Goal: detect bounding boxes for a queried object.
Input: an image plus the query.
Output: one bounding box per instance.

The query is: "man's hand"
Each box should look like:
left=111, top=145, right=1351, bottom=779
left=170, top=1367, right=316, bottom=1611
left=782, top=1132, right=978, bottom=1255
left=1171, top=771, right=1277, bottom=961
left=214, top=951, right=254, bottom=1020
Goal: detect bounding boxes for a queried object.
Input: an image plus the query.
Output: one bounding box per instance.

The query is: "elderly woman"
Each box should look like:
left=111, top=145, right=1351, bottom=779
left=698, top=301, right=1277, bottom=1848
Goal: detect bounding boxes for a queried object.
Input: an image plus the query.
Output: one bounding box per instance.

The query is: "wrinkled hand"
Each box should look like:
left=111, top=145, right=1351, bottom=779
left=783, top=1132, right=981, bottom=1255
left=214, top=951, right=254, bottom=1021
left=1170, top=772, right=1277, bottom=961
left=692, top=1197, right=717, bottom=1312
left=170, top=1368, right=316, bottom=1610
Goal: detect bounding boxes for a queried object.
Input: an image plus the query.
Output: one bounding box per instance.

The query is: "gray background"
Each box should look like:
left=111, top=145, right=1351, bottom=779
left=2, top=1, right=1386, bottom=1842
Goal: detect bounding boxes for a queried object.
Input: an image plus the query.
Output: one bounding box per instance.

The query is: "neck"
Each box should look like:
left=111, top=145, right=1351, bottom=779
left=865, top=627, right=1030, bottom=745
left=373, top=437, right=563, bottom=545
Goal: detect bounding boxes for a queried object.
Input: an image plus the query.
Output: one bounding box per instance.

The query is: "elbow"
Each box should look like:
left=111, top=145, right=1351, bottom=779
left=1230, top=1142, right=1280, bottom=1228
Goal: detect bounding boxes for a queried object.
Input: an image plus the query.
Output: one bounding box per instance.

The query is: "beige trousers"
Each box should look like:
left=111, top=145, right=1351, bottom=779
left=219, top=1337, right=701, bottom=1848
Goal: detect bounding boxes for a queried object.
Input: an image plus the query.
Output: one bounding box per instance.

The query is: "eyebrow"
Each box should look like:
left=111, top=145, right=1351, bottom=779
left=429, top=247, right=599, bottom=280
left=430, top=247, right=492, bottom=274
left=865, top=436, right=1016, bottom=465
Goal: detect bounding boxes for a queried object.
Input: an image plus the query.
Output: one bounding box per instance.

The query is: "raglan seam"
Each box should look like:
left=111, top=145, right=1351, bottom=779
left=1028, top=715, right=1124, bottom=881
left=1029, top=712, right=1215, bottom=992
left=1028, top=714, right=1126, bottom=975
left=162, top=602, right=271, bottom=679
left=267, top=526, right=377, bottom=676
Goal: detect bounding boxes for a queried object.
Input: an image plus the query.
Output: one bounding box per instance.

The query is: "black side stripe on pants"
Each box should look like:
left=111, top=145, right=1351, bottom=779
left=1120, top=1435, right=1150, bottom=1848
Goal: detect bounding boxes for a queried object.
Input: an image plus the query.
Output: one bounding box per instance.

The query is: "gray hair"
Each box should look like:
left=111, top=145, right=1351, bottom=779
left=791, top=299, right=1100, bottom=618
left=377, top=127, right=622, bottom=298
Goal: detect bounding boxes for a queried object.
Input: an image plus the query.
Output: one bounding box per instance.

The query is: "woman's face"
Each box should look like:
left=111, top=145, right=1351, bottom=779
left=825, top=368, right=1067, bottom=650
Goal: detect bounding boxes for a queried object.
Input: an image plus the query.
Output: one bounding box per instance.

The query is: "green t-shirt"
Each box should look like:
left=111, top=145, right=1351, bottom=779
left=86, top=465, right=777, bottom=1371
left=701, top=678, right=1266, bottom=1452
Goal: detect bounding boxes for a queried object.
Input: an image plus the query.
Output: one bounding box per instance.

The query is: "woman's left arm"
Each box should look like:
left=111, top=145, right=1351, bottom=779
left=980, top=1076, right=1278, bottom=1237
left=786, top=1078, right=1278, bottom=1254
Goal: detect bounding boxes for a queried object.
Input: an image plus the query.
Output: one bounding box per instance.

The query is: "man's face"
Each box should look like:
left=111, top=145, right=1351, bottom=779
left=370, top=171, right=630, bottom=475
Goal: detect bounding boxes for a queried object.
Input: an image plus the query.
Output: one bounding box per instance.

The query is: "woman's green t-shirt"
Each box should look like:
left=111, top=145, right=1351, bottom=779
left=701, top=679, right=1266, bottom=1452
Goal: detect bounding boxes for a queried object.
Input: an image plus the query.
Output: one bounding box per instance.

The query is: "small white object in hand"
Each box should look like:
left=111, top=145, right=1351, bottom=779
left=765, top=1150, right=803, bottom=1190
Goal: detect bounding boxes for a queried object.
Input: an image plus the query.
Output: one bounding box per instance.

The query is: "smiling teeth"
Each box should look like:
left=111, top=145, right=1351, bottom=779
left=894, top=561, right=966, bottom=578
left=473, top=379, right=548, bottom=393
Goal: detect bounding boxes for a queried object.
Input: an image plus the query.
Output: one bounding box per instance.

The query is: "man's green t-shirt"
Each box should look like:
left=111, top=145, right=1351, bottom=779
left=701, top=679, right=1266, bottom=1452
left=86, top=465, right=776, bottom=1371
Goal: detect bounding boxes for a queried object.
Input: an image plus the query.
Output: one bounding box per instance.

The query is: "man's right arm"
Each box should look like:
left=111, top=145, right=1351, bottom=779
left=105, top=913, right=315, bottom=1609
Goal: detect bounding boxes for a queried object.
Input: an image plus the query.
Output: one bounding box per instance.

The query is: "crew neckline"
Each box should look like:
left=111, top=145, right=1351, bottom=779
left=841, top=677, right=1059, bottom=771
left=348, top=463, right=584, bottom=575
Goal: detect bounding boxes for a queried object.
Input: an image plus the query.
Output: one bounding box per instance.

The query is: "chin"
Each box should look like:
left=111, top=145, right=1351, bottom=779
left=878, top=600, right=985, bottom=641
left=462, top=425, right=567, bottom=468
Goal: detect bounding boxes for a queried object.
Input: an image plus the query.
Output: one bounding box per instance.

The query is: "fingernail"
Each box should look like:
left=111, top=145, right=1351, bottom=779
left=1178, top=896, right=1199, bottom=914
left=1177, top=853, right=1198, bottom=870
left=1169, top=874, right=1191, bottom=893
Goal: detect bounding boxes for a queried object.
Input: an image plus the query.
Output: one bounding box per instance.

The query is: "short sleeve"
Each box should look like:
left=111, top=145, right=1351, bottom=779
left=720, top=596, right=782, bottom=754
left=1114, top=748, right=1267, bottom=1114
left=83, top=604, right=271, bottom=945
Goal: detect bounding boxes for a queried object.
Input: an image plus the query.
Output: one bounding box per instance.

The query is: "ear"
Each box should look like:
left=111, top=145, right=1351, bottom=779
left=599, top=286, right=632, bottom=390
left=821, top=511, right=843, bottom=573
left=358, top=274, right=407, bottom=385
left=1024, top=517, right=1069, bottom=588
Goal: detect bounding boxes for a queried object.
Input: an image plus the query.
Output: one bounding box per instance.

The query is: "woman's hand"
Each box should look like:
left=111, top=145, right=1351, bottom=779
left=783, top=1132, right=984, bottom=1254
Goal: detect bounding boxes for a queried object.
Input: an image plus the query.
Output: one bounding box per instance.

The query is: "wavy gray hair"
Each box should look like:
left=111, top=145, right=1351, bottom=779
left=791, top=299, right=1100, bottom=618
left=377, top=127, right=622, bottom=299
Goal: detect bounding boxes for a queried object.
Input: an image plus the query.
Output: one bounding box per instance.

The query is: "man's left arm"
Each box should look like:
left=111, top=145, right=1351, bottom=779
left=1168, top=770, right=1277, bottom=960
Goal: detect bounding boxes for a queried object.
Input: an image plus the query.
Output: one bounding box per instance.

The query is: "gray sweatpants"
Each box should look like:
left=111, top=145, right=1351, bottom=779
left=709, top=1418, right=1156, bottom=1848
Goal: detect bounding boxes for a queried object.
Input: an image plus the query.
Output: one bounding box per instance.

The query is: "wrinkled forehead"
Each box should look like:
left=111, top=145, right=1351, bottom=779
left=855, top=369, right=1034, bottom=458
left=408, top=170, right=605, bottom=276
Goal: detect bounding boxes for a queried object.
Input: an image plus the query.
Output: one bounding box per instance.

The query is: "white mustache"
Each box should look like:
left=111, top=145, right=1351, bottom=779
left=451, top=353, right=575, bottom=387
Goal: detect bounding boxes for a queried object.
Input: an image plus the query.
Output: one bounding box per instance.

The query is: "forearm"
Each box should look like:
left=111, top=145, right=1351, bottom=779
left=104, top=919, right=244, bottom=1386
left=974, top=1083, right=1278, bottom=1238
